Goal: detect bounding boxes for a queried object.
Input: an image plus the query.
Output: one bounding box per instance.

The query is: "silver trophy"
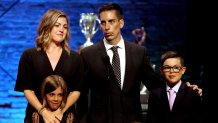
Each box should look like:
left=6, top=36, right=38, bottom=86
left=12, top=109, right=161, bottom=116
left=79, top=13, right=100, bottom=51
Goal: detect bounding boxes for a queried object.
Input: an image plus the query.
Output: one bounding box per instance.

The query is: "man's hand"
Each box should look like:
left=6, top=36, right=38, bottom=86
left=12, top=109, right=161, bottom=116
left=186, top=82, right=202, bottom=96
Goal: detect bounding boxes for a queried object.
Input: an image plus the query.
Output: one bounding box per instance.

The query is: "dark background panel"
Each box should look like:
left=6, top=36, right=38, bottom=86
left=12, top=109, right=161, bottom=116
left=0, top=0, right=187, bottom=122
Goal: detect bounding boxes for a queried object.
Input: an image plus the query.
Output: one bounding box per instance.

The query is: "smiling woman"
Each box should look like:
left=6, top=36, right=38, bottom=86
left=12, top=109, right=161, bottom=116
left=14, top=9, right=83, bottom=123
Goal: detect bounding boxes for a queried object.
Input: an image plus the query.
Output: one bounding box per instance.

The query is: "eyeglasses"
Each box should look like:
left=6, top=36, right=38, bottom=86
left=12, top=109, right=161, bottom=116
left=161, top=65, right=182, bottom=73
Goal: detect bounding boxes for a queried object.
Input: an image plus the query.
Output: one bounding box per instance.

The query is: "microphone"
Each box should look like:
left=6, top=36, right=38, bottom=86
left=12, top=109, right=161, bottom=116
left=102, top=55, right=110, bottom=79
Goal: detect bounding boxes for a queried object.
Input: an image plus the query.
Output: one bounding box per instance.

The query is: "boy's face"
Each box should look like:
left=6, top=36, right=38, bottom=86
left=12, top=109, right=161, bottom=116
left=161, top=58, right=186, bottom=87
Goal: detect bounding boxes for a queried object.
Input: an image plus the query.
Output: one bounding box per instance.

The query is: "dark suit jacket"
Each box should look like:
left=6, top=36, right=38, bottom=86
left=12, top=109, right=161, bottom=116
left=77, top=40, right=163, bottom=123
left=146, top=82, right=203, bottom=123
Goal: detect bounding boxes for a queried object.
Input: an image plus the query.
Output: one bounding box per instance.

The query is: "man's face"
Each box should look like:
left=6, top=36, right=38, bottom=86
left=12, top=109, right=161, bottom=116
left=46, top=87, right=63, bottom=111
left=100, top=10, right=124, bottom=45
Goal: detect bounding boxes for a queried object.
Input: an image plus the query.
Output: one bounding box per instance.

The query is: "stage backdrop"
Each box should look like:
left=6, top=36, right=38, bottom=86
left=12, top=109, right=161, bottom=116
left=0, top=0, right=187, bottom=122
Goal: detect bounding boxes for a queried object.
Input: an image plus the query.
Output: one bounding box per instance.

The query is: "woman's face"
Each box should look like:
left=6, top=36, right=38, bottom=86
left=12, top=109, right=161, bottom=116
left=50, top=17, right=68, bottom=44
left=46, top=87, right=63, bottom=111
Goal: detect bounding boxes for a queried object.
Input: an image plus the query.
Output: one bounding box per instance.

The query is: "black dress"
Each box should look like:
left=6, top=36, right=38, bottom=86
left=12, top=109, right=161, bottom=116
left=14, top=48, right=83, bottom=123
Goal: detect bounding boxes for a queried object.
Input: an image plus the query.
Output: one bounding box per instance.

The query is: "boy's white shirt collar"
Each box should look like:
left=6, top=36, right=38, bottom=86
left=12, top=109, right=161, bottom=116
left=166, top=80, right=182, bottom=93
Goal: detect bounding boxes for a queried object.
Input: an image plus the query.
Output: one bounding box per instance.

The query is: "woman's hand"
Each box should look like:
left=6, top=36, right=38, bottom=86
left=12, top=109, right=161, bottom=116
left=54, top=108, right=64, bottom=121
left=41, top=109, right=60, bottom=123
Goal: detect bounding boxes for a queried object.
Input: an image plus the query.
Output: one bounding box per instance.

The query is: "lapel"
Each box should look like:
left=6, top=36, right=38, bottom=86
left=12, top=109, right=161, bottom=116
left=96, top=40, right=108, bottom=58
left=172, top=83, right=186, bottom=111
left=160, top=86, right=171, bottom=111
left=122, top=41, right=131, bottom=91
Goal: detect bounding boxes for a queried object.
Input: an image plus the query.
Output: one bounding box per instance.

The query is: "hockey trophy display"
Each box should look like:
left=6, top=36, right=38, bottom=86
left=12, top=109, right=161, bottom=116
left=79, top=13, right=100, bottom=52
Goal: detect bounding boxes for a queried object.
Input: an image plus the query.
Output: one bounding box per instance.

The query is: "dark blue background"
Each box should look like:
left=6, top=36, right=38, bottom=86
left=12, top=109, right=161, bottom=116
left=0, top=0, right=187, bottom=122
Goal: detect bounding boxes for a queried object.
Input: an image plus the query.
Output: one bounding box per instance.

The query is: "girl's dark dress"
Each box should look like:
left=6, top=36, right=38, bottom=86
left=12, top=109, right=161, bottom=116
left=14, top=48, right=83, bottom=123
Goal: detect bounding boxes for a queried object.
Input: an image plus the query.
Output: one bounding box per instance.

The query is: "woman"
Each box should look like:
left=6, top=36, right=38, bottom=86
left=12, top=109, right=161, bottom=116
left=14, top=9, right=83, bottom=123
left=32, top=75, right=74, bottom=123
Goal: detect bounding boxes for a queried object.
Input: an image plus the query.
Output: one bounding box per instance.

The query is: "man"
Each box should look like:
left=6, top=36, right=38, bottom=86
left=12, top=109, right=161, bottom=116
left=77, top=3, right=201, bottom=123
left=77, top=3, right=162, bottom=123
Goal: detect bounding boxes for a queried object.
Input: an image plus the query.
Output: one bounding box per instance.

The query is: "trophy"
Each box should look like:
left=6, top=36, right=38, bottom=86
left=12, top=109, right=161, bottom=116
left=79, top=13, right=100, bottom=52
left=132, top=27, right=146, bottom=46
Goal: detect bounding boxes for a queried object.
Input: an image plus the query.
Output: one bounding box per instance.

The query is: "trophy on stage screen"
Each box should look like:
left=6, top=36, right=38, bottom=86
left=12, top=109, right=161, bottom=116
left=79, top=13, right=100, bottom=52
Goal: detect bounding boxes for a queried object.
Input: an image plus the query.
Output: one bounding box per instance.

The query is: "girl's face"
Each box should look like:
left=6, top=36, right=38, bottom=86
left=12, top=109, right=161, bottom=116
left=46, top=87, right=63, bottom=111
